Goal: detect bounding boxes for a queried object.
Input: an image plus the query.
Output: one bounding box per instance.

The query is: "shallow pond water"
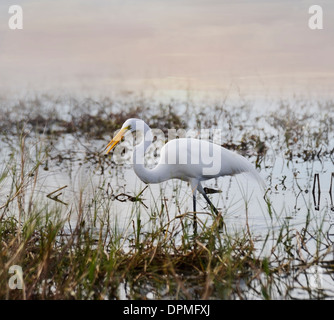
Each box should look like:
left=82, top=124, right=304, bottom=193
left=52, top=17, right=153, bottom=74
left=0, top=95, right=334, bottom=299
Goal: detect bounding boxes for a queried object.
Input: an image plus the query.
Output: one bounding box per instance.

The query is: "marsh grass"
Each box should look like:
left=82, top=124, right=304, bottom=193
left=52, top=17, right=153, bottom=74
left=0, top=94, right=334, bottom=299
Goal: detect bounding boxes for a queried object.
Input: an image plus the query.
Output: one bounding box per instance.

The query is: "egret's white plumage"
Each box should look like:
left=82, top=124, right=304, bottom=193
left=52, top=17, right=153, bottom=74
left=106, top=118, right=264, bottom=221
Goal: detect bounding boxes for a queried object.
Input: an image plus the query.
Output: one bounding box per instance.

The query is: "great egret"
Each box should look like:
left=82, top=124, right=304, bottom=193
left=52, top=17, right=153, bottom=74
left=105, top=118, right=264, bottom=226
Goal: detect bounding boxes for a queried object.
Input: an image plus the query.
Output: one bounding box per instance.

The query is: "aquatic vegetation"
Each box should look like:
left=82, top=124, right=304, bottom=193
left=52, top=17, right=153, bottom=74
left=0, top=94, right=334, bottom=299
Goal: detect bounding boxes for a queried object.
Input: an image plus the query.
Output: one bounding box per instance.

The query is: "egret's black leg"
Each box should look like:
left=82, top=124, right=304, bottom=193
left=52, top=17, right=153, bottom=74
left=190, top=180, right=199, bottom=236
left=202, top=192, right=219, bottom=215
left=193, top=194, right=197, bottom=235
left=199, top=184, right=224, bottom=228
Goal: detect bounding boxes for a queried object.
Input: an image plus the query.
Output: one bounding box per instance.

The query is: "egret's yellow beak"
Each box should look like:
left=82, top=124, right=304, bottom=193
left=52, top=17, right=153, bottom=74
left=105, top=127, right=128, bottom=154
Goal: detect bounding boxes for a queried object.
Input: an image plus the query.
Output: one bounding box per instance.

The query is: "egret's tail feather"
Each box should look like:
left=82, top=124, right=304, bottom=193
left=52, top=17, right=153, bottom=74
left=248, top=166, right=266, bottom=190
left=232, top=154, right=266, bottom=190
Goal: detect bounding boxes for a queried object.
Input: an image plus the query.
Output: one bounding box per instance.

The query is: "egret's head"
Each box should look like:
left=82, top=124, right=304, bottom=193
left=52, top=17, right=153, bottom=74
left=105, top=118, right=143, bottom=154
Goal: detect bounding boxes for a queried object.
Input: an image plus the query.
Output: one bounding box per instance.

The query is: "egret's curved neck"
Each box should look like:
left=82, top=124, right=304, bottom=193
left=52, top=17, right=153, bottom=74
left=132, top=123, right=168, bottom=184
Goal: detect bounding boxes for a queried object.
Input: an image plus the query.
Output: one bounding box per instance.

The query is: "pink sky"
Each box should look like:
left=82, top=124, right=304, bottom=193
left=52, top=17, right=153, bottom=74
left=0, top=0, right=333, bottom=97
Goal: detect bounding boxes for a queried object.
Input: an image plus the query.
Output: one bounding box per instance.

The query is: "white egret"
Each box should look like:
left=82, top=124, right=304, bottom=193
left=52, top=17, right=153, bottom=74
left=105, top=118, right=265, bottom=226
